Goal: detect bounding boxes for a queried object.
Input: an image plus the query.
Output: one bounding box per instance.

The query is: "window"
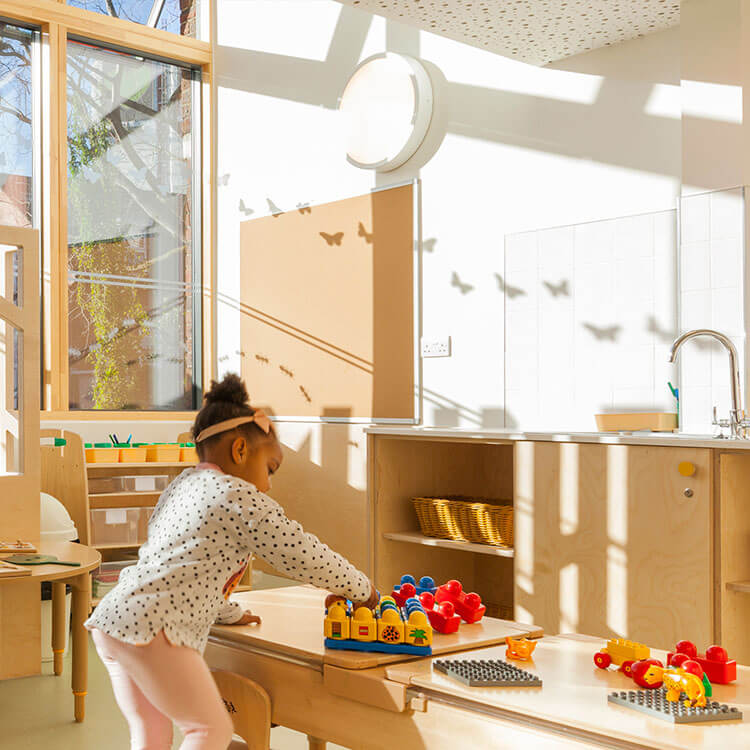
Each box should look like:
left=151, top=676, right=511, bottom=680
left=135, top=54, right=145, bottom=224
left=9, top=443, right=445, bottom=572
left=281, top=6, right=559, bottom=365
left=0, top=23, right=35, bottom=229
left=67, top=1, right=201, bottom=38
left=66, top=40, right=200, bottom=410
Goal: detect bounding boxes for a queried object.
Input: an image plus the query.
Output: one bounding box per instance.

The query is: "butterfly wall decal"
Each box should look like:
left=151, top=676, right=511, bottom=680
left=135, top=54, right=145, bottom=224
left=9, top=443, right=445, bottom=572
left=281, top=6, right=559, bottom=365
left=494, top=273, right=526, bottom=299
left=239, top=199, right=254, bottom=217
left=279, top=365, right=294, bottom=377
left=358, top=222, right=374, bottom=244
left=422, top=238, right=437, bottom=253
left=542, top=279, right=570, bottom=297
left=320, top=231, right=344, bottom=246
left=451, top=272, right=474, bottom=295
left=297, top=203, right=312, bottom=214
left=255, top=354, right=270, bottom=364
left=217, top=173, right=230, bottom=186
left=266, top=197, right=284, bottom=216
left=582, top=323, right=621, bottom=341
left=299, top=385, right=312, bottom=403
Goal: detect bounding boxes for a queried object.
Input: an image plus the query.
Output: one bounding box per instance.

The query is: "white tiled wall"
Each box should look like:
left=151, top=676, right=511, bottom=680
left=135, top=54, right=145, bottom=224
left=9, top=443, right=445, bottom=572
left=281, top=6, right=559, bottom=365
left=505, top=210, right=678, bottom=431
left=679, top=188, right=745, bottom=433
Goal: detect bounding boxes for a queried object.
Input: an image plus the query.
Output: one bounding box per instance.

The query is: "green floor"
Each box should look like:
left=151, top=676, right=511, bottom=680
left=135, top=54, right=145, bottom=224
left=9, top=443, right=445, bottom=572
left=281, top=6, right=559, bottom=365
left=0, top=573, right=345, bottom=750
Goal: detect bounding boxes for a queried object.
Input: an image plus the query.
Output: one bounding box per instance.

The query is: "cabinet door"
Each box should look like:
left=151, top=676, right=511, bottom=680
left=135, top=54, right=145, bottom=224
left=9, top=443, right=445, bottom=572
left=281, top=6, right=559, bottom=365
left=514, top=442, right=712, bottom=649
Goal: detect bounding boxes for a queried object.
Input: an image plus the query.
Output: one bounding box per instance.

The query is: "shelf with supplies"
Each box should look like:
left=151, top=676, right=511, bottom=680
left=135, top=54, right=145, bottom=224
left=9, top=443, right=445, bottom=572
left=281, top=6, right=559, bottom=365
left=382, top=531, right=514, bottom=558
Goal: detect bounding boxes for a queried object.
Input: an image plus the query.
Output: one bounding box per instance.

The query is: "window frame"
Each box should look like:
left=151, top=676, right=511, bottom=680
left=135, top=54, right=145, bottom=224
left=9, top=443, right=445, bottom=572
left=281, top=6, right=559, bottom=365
left=0, top=0, right=213, bottom=419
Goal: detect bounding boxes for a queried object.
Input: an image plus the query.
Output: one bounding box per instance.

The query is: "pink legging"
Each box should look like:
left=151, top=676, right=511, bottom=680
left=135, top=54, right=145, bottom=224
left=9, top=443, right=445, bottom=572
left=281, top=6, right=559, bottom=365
left=92, top=628, right=234, bottom=750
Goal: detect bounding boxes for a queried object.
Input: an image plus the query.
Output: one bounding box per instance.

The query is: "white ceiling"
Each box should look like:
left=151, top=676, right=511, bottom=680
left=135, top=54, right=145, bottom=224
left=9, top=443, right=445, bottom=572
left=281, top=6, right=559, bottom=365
left=338, top=0, right=680, bottom=66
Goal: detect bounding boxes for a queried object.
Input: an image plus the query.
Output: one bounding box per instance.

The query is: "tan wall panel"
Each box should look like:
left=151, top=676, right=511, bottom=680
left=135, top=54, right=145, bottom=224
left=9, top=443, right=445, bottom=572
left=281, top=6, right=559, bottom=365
left=240, top=184, right=414, bottom=419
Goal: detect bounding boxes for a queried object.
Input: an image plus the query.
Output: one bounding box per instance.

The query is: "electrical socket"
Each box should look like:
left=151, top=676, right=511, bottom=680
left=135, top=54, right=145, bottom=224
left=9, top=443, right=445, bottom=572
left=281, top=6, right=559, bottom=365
left=421, top=336, right=451, bottom=358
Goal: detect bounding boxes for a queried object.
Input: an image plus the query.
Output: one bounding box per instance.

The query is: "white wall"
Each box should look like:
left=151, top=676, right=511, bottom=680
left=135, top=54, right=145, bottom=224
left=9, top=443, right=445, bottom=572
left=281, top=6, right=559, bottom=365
left=213, top=0, right=681, bottom=431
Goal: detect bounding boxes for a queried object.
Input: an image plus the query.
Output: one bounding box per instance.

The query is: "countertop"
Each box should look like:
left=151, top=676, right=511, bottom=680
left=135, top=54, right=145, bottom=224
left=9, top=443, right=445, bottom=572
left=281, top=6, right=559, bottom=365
left=365, top=425, right=750, bottom=450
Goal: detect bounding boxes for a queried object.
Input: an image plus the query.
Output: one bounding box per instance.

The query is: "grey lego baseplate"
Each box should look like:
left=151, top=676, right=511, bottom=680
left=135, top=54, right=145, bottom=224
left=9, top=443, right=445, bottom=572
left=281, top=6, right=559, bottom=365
left=608, top=689, right=743, bottom=724
left=433, top=658, right=542, bottom=687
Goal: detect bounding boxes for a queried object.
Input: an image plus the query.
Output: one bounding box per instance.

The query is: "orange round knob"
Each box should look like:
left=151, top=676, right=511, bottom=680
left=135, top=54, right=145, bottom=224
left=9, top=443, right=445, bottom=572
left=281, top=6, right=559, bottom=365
left=678, top=461, right=696, bottom=477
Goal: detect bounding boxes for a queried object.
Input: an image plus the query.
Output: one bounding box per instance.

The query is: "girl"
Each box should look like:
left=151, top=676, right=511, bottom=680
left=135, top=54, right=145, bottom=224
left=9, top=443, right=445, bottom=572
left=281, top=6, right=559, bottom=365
left=86, top=374, right=377, bottom=750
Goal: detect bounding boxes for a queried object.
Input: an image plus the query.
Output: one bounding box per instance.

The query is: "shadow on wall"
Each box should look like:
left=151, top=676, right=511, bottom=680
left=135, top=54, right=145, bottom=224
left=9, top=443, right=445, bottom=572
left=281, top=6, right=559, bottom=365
left=514, top=442, right=711, bottom=651
left=258, top=409, right=369, bottom=576
left=425, top=386, right=517, bottom=428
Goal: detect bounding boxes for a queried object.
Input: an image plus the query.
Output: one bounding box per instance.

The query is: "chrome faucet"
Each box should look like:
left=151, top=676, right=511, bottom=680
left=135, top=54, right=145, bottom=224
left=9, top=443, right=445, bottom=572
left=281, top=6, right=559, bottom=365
left=669, top=329, right=747, bottom=439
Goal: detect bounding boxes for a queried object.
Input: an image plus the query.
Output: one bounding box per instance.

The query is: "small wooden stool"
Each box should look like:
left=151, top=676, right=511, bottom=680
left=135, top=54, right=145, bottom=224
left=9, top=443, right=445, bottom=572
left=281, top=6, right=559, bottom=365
left=212, top=670, right=272, bottom=750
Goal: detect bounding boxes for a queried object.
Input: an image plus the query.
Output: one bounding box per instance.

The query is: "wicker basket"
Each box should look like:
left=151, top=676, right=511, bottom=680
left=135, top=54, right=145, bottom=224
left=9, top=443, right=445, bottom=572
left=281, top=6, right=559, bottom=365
left=412, top=496, right=513, bottom=548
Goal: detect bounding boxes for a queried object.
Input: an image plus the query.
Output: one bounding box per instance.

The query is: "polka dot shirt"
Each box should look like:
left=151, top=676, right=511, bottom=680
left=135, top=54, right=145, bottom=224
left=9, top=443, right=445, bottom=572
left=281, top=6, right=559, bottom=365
left=85, top=466, right=370, bottom=653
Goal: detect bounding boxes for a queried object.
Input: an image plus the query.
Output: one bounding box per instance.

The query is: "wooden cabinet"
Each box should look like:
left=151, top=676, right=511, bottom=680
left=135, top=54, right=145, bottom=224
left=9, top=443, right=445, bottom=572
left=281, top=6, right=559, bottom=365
left=370, top=436, right=515, bottom=619
left=514, top=442, right=712, bottom=649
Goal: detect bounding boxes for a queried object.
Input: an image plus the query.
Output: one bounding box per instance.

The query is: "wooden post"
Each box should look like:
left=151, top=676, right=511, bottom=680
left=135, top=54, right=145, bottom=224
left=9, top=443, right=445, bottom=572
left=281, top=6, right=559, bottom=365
left=70, top=572, right=90, bottom=722
left=307, top=738, right=326, bottom=750
left=51, top=581, right=66, bottom=676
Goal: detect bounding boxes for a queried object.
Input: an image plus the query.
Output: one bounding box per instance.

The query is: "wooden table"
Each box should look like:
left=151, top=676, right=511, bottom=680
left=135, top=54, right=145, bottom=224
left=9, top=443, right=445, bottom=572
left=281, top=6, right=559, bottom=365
left=207, top=586, right=544, bottom=748
left=206, top=589, right=750, bottom=749
left=0, top=540, right=100, bottom=722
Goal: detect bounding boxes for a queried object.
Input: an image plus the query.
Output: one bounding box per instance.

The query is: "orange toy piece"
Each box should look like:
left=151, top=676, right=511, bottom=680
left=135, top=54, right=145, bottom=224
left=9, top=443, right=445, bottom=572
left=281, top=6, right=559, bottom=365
left=505, top=636, right=536, bottom=661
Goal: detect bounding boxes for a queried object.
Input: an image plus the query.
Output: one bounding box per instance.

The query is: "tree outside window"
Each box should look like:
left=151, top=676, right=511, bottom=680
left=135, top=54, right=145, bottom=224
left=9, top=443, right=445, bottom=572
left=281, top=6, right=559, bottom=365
left=67, top=41, right=200, bottom=410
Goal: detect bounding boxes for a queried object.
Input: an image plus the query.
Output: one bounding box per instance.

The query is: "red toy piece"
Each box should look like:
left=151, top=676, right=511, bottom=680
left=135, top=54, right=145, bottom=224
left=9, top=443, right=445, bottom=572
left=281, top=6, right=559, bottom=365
left=667, top=641, right=737, bottom=685
left=418, top=592, right=461, bottom=634
left=682, top=660, right=704, bottom=679
left=668, top=653, right=690, bottom=669
left=631, top=659, right=664, bottom=688
left=435, top=580, right=486, bottom=623
left=391, top=582, right=416, bottom=608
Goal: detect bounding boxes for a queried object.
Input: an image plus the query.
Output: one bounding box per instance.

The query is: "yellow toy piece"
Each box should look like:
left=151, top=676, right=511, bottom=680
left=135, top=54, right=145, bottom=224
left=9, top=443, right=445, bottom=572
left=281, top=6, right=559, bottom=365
left=662, top=668, right=707, bottom=708
left=351, top=606, right=377, bottom=642
left=606, top=638, right=649, bottom=665
left=324, top=599, right=350, bottom=641
left=505, top=636, right=536, bottom=660
left=378, top=595, right=397, bottom=607
left=405, top=610, right=433, bottom=648
left=377, top=607, right=404, bottom=644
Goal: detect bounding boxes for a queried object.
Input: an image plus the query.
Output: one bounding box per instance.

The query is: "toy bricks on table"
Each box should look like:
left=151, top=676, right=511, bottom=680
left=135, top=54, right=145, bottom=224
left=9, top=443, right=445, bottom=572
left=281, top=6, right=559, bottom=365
left=392, top=575, right=437, bottom=607
left=324, top=594, right=433, bottom=656
left=667, top=643, right=737, bottom=685
left=434, top=659, right=542, bottom=687
left=435, top=580, right=486, bottom=623
left=608, top=689, right=742, bottom=724
left=418, top=591, right=461, bottom=634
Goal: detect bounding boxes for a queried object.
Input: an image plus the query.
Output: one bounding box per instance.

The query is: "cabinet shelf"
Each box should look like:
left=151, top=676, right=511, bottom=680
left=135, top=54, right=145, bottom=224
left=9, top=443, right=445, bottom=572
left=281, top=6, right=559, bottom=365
left=382, top=531, right=514, bottom=558
left=726, top=581, right=750, bottom=593
left=89, top=492, right=161, bottom=509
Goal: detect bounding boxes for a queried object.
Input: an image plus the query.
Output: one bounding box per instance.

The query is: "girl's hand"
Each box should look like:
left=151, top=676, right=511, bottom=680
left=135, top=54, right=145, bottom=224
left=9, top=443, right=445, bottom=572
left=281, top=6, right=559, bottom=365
left=235, top=610, right=261, bottom=626
left=353, top=581, right=379, bottom=611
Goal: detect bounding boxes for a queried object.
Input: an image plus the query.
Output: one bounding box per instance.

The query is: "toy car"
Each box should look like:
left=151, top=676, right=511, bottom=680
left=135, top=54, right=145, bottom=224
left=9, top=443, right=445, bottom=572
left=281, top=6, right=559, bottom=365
left=593, top=638, right=650, bottom=676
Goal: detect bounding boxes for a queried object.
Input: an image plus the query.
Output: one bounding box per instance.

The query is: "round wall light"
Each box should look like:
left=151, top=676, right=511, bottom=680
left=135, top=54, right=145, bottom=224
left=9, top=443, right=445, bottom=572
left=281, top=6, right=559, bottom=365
left=339, top=53, right=434, bottom=172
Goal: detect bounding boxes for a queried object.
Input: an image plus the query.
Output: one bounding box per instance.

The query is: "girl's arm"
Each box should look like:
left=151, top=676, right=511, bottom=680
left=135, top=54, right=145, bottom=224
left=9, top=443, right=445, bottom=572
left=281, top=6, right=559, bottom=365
left=248, top=506, right=371, bottom=603
left=215, top=599, right=245, bottom=625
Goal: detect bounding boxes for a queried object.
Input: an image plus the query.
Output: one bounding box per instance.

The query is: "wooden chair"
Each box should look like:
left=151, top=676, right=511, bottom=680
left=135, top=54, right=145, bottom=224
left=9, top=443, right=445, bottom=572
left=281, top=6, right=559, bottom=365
left=212, top=670, right=272, bottom=750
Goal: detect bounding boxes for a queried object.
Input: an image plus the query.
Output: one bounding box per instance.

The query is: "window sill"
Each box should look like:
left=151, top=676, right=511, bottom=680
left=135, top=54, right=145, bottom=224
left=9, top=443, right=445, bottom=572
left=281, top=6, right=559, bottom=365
left=41, top=411, right=197, bottom=421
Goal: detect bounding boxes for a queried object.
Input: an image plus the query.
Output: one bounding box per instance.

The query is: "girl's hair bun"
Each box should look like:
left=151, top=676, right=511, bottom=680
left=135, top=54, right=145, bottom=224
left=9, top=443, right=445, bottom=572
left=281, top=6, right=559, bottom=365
left=203, top=373, right=250, bottom=407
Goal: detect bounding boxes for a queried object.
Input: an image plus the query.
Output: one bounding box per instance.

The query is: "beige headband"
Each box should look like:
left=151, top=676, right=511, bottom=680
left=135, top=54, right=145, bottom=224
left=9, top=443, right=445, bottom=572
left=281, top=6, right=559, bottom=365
left=195, top=411, right=272, bottom=443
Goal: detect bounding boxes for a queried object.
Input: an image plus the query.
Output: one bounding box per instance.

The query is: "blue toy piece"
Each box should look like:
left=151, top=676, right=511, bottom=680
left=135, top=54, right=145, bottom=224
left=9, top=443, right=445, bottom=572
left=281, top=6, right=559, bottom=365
left=417, top=576, right=437, bottom=595
left=324, top=638, right=431, bottom=656
left=394, top=574, right=437, bottom=597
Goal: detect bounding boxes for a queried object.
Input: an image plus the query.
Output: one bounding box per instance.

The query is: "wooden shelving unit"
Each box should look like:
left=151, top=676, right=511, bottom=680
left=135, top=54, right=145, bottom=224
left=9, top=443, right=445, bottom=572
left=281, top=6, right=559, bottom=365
left=369, top=435, right=515, bottom=620
left=382, top=531, right=514, bottom=558
left=89, top=492, right=162, bottom=509
left=87, top=460, right=196, bottom=556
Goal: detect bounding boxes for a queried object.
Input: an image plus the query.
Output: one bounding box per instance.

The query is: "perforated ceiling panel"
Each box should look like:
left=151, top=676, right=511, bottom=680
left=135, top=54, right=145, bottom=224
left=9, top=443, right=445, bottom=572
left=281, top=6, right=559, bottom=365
left=339, top=0, right=680, bottom=65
